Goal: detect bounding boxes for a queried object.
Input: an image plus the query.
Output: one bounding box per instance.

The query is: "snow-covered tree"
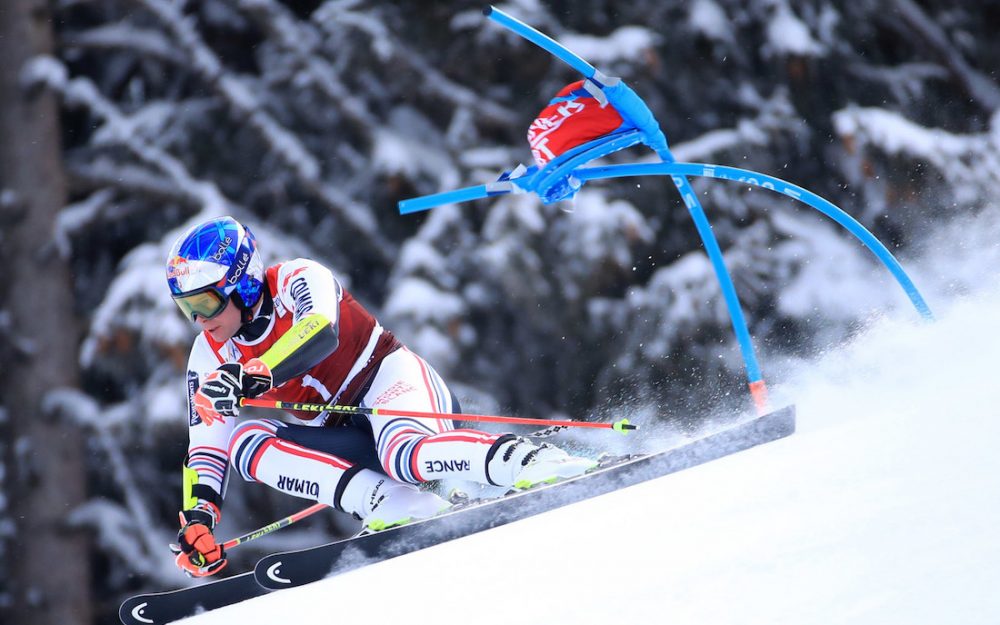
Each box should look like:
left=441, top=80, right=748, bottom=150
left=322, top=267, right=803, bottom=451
left=1, top=1, right=997, bottom=621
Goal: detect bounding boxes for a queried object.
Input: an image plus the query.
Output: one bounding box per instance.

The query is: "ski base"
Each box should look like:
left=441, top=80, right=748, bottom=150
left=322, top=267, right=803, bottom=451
left=255, top=405, right=796, bottom=590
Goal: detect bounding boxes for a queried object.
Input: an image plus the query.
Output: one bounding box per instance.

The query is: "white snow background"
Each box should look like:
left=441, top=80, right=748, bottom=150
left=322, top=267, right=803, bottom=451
left=177, top=205, right=1000, bottom=625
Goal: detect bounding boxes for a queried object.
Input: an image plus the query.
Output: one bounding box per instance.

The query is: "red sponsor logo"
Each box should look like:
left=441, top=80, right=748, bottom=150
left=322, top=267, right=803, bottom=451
left=280, top=266, right=309, bottom=292
left=166, top=256, right=190, bottom=280
left=244, top=358, right=271, bottom=378
left=527, top=100, right=585, bottom=166
left=527, top=80, right=624, bottom=167
left=373, top=381, right=416, bottom=406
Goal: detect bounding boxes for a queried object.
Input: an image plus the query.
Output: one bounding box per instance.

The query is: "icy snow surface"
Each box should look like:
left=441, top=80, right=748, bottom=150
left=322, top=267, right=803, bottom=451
left=179, top=213, right=1000, bottom=624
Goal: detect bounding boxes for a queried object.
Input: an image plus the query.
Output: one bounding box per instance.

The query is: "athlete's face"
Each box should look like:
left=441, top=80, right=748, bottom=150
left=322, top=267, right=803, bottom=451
left=196, top=297, right=242, bottom=342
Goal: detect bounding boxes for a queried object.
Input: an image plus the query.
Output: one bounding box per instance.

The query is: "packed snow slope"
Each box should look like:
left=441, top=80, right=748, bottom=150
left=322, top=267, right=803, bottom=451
left=177, top=281, right=1000, bottom=624
left=178, top=204, right=1000, bottom=624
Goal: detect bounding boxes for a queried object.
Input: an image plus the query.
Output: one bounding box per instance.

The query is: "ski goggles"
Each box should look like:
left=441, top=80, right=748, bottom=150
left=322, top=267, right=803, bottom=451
left=172, top=286, right=228, bottom=321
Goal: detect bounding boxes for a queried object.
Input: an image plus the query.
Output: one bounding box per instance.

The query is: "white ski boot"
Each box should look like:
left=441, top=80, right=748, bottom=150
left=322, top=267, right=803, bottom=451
left=340, top=469, right=451, bottom=531
left=487, top=438, right=598, bottom=489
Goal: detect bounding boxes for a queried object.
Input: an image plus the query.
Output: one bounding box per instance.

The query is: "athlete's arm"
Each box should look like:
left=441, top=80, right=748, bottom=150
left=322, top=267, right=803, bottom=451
left=260, top=259, right=343, bottom=387
left=184, top=336, right=235, bottom=513
left=257, top=312, right=338, bottom=386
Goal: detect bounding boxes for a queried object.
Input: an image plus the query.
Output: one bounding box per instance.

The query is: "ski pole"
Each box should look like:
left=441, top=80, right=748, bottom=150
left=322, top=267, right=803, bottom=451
left=221, top=503, right=328, bottom=551
left=240, top=398, right=638, bottom=434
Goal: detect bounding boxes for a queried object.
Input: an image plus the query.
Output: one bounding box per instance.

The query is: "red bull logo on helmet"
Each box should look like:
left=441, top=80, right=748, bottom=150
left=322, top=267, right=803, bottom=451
left=166, top=256, right=190, bottom=280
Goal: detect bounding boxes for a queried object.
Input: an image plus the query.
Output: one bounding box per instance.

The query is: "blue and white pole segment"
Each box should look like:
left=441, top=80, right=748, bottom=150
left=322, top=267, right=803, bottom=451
left=399, top=160, right=935, bottom=323
left=575, top=163, right=934, bottom=320
left=484, top=5, right=773, bottom=412
left=399, top=184, right=492, bottom=215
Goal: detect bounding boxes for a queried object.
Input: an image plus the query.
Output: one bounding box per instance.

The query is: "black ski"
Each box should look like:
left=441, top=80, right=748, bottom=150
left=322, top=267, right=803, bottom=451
left=255, top=405, right=796, bottom=590
left=118, top=406, right=795, bottom=622
left=118, top=572, right=265, bottom=625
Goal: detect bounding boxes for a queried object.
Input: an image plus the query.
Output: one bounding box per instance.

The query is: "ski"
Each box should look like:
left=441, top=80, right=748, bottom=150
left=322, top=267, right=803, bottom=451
left=255, top=405, right=796, bottom=590
left=119, top=571, right=265, bottom=625
left=118, top=406, right=795, bottom=623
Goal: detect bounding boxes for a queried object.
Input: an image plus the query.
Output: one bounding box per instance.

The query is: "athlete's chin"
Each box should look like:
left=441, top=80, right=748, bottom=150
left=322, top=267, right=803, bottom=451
left=207, top=328, right=233, bottom=342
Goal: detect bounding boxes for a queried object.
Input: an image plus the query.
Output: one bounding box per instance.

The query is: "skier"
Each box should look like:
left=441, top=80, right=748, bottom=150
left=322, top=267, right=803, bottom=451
left=167, top=215, right=596, bottom=577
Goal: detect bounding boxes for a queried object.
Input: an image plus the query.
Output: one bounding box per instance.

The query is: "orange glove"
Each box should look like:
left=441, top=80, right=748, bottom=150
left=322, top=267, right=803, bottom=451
left=193, top=358, right=272, bottom=426
left=172, top=505, right=227, bottom=577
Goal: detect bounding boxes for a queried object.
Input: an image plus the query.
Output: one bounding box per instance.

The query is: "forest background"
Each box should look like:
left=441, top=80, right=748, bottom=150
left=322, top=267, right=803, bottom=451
left=1, top=1, right=997, bottom=623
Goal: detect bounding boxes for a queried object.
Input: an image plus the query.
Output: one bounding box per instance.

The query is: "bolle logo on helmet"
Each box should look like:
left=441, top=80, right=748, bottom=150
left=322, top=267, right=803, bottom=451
left=227, top=251, right=251, bottom=285
left=211, top=236, right=233, bottom=262
left=167, top=256, right=190, bottom=280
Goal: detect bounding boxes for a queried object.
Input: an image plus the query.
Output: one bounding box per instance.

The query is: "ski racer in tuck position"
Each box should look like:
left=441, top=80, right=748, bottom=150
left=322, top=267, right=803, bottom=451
left=166, top=216, right=596, bottom=577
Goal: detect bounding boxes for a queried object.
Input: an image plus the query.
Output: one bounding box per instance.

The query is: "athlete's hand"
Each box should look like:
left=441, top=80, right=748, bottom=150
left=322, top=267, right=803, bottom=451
left=172, top=505, right=226, bottom=577
left=193, top=359, right=272, bottom=426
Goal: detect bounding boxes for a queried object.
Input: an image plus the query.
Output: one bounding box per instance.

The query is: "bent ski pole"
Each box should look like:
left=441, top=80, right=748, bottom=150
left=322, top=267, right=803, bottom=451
left=221, top=503, right=328, bottom=551
left=240, top=398, right=638, bottom=434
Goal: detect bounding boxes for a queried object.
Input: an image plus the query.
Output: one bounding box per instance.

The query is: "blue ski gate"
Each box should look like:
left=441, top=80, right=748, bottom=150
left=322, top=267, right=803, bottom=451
left=398, top=6, right=934, bottom=414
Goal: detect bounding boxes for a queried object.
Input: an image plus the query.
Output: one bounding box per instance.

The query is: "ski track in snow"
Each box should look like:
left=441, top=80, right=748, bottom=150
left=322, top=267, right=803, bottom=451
left=176, top=214, right=1000, bottom=625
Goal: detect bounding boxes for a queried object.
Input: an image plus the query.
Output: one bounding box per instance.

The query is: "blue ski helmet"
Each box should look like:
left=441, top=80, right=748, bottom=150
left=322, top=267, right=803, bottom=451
left=166, top=216, right=265, bottom=321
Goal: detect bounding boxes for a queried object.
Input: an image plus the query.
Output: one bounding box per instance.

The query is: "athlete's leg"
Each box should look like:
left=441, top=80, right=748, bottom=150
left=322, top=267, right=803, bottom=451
left=365, top=349, right=597, bottom=489
left=228, top=418, right=447, bottom=527
left=274, top=420, right=383, bottom=473
left=364, top=348, right=509, bottom=485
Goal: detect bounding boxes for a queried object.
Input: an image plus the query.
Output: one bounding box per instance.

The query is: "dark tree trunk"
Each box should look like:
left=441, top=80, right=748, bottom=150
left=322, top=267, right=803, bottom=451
left=0, top=1, right=92, bottom=624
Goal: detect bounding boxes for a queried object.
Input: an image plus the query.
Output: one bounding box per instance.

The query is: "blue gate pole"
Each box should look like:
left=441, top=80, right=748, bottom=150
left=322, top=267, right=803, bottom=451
left=665, top=164, right=770, bottom=412
left=574, top=162, right=934, bottom=320
left=485, top=6, right=771, bottom=412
